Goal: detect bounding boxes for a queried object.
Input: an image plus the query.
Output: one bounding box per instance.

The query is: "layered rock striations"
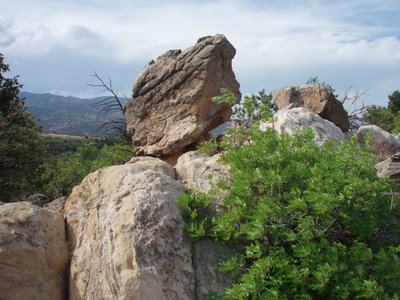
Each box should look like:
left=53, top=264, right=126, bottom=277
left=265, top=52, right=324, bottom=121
left=124, top=34, right=241, bottom=158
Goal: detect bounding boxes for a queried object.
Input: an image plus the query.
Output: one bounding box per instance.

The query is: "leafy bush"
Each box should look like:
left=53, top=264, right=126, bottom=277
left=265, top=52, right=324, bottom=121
left=179, top=124, right=400, bottom=299
left=36, top=139, right=133, bottom=198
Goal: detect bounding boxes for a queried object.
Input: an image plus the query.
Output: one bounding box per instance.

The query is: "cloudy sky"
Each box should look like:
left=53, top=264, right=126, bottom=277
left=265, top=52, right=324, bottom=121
left=1, top=0, right=399, bottom=106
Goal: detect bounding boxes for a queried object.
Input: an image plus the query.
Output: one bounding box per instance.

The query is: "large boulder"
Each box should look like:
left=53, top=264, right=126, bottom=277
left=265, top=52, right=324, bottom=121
left=273, top=85, right=350, bottom=132
left=124, top=34, right=241, bottom=159
left=0, top=202, right=69, bottom=300
left=357, top=125, right=400, bottom=159
left=260, top=108, right=346, bottom=146
left=64, top=157, right=194, bottom=300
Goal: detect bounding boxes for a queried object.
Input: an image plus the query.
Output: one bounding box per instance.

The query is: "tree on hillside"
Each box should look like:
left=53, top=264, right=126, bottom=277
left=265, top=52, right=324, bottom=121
left=388, top=90, right=400, bottom=114
left=363, top=90, right=400, bottom=133
left=0, top=53, right=44, bottom=202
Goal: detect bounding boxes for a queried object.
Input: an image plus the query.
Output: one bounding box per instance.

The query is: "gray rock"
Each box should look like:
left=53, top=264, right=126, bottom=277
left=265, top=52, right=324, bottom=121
left=260, top=108, right=346, bottom=146
left=357, top=125, right=400, bottom=159
left=192, top=240, right=235, bottom=299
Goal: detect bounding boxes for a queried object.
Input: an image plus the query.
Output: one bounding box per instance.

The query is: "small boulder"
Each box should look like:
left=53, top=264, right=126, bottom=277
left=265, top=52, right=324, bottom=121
left=24, top=193, right=51, bottom=207
left=124, top=34, right=241, bottom=158
left=0, top=202, right=69, bottom=300
left=376, top=152, right=400, bottom=181
left=357, top=125, right=400, bottom=159
left=260, top=108, right=346, bottom=146
left=175, top=151, right=230, bottom=216
left=44, top=196, right=67, bottom=214
left=273, top=85, right=350, bottom=132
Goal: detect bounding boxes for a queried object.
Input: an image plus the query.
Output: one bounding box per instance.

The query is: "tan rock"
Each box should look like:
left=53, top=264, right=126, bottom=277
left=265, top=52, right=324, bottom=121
left=64, top=157, right=194, bottom=299
left=175, top=151, right=230, bottom=216
left=273, top=85, right=350, bottom=132
left=0, top=202, right=69, bottom=300
left=124, top=34, right=241, bottom=158
left=376, top=152, right=400, bottom=181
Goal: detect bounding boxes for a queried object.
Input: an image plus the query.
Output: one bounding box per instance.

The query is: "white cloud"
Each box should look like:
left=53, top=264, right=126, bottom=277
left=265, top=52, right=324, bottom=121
left=0, top=0, right=399, bottom=104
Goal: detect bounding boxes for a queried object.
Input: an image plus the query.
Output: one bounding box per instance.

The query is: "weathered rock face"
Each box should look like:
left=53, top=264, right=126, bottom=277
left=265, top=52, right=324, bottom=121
left=44, top=196, right=67, bottom=214
left=175, top=151, right=229, bottom=216
left=192, top=239, right=235, bottom=299
left=260, top=108, right=346, bottom=146
left=273, top=85, right=350, bottom=132
left=125, top=34, right=241, bottom=158
left=0, top=202, right=69, bottom=300
left=357, top=125, right=400, bottom=159
left=64, top=157, right=194, bottom=300
left=376, top=152, right=400, bottom=181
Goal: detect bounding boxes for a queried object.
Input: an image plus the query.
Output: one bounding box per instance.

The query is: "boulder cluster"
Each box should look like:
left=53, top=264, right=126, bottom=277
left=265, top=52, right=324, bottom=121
left=1, top=34, right=399, bottom=300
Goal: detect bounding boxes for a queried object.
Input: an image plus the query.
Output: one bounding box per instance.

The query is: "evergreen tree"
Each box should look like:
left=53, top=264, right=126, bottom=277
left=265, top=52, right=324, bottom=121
left=0, top=53, right=44, bottom=202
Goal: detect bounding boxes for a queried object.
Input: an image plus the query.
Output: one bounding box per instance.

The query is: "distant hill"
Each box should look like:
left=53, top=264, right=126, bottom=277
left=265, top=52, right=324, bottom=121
left=20, top=91, right=128, bottom=137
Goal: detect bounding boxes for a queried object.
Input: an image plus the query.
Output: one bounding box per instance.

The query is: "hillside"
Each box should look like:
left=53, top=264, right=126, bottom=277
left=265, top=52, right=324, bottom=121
left=21, top=91, right=128, bottom=136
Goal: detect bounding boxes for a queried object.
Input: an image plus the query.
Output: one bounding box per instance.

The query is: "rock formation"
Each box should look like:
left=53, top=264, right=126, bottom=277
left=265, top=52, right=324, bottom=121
left=260, top=107, right=346, bottom=146
left=0, top=202, right=69, bottom=300
left=175, top=151, right=230, bottom=216
left=273, top=85, right=350, bottom=132
left=357, top=125, right=400, bottom=159
left=124, top=34, right=241, bottom=160
left=376, top=152, right=400, bottom=181
left=64, top=157, right=194, bottom=299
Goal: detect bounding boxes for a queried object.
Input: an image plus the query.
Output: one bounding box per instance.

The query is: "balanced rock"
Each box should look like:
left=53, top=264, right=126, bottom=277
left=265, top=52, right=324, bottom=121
left=260, top=108, right=346, bottom=146
left=125, top=34, right=241, bottom=158
left=64, top=157, right=194, bottom=299
left=273, top=85, right=350, bottom=132
left=0, top=202, right=69, bottom=300
left=357, top=125, right=400, bottom=159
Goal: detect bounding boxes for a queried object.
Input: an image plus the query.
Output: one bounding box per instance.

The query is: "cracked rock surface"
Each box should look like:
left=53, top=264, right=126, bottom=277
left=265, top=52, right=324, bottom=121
left=124, top=34, right=241, bottom=158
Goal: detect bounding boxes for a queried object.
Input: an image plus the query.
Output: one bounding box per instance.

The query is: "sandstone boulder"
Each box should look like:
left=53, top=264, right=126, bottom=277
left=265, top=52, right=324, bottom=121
left=260, top=108, right=346, bottom=146
left=124, top=34, right=241, bottom=158
left=376, top=152, right=400, bottom=181
left=357, top=125, right=400, bottom=159
left=64, top=157, right=194, bottom=300
left=0, top=202, right=69, bottom=300
left=175, top=151, right=230, bottom=216
left=273, top=85, right=350, bottom=132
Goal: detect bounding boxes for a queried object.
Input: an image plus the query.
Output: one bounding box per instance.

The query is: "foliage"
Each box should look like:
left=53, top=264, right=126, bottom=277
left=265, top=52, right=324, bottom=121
left=363, top=105, right=394, bottom=132
left=363, top=90, right=400, bottom=134
left=36, top=138, right=133, bottom=198
left=306, top=76, right=337, bottom=97
left=0, top=53, right=44, bottom=202
left=232, top=89, right=277, bottom=125
left=388, top=90, right=400, bottom=114
left=179, top=122, right=400, bottom=298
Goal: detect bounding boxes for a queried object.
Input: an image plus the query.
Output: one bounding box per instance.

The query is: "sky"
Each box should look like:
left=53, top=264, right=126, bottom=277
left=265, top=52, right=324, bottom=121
left=1, top=0, right=399, bottom=107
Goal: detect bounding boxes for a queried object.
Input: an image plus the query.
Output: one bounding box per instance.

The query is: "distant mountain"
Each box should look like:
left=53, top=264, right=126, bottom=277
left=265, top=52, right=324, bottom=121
left=20, top=91, right=128, bottom=136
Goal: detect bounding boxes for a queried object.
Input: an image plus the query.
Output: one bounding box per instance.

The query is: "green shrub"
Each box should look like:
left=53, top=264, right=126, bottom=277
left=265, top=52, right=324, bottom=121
left=179, top=125, right=400, bottom=299
left=36, top=139, right=133, bottom=198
